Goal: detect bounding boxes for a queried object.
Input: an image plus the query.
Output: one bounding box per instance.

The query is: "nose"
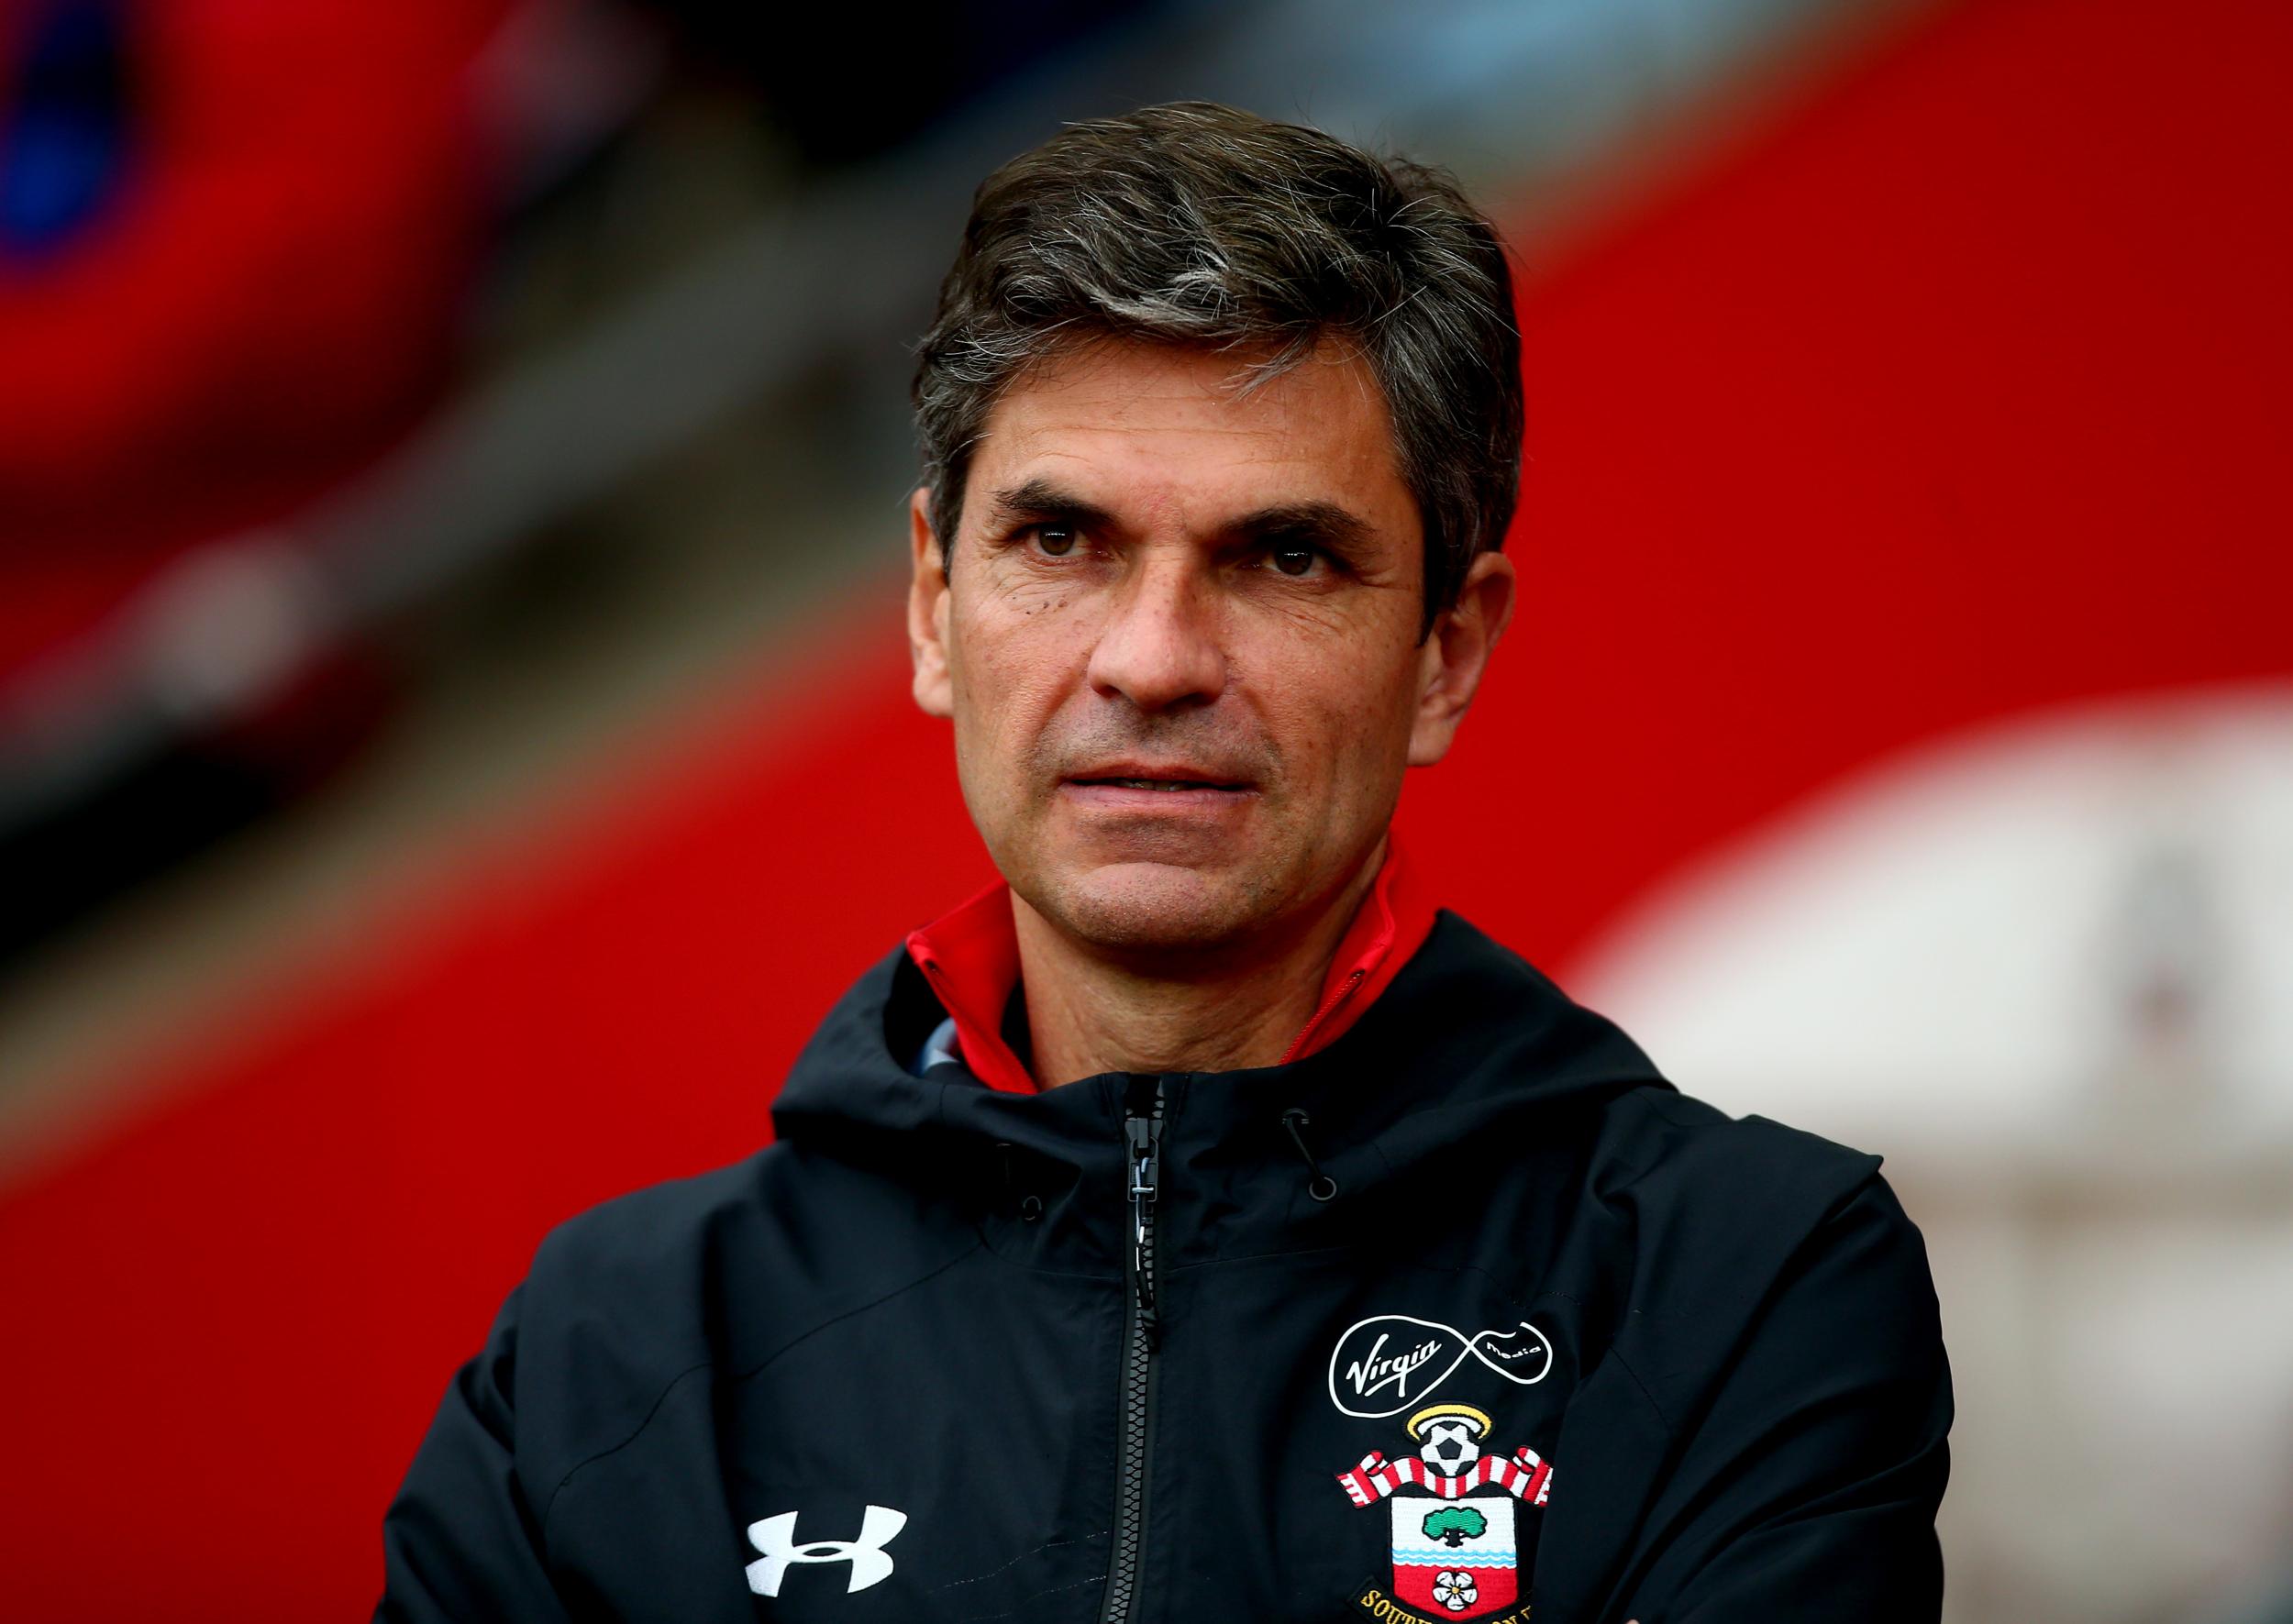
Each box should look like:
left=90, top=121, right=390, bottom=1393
left=1085, top=552, right=1227, bottom=712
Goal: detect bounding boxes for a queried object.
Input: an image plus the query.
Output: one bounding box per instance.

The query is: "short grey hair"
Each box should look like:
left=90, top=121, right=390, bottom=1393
left=912, top=101, right=1523, bottom=631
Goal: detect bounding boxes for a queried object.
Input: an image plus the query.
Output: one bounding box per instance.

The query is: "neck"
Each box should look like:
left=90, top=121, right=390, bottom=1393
left=1013, top=842, right=1386, bottom=1087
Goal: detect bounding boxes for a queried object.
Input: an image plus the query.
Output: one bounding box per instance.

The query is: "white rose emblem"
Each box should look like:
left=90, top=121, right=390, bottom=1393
left=1432, top=1570, right=1479, bottom=1611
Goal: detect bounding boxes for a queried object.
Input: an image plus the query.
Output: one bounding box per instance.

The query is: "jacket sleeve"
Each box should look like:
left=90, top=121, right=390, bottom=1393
left=376, top=1285, right=573, bottom=1622
left=1622, top=1175, right=1954, bottom=1623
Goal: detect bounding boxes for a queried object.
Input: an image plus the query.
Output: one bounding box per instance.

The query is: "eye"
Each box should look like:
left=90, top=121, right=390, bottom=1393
left=1029, top=524, right=1079, bottom=558
left=1268, top=543, right=1321, bottom=577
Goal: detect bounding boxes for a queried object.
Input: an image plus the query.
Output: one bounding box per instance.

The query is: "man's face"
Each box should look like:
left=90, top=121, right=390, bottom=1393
left=908, top=337, right=1509, bottom=961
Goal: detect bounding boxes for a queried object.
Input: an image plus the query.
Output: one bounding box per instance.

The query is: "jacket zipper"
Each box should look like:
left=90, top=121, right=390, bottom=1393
left=1101, top=1075, right=1165, bottom=1624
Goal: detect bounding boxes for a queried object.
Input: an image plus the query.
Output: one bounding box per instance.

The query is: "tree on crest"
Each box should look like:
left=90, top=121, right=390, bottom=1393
left=1422, top=1506, right=1487, bottom=1548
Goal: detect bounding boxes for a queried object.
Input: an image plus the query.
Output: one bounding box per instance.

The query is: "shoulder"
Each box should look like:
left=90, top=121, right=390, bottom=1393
left=502, top=1147, right=808, bottom=1463
left=501, top=1132, right=980, bottom=1464
left=1386, top=911, right=1911, bottom=1290
left=519, top=1134, right=951, bottom=1353
left=1601, top=1084, right=1885, bottom=1220
left=1406, top=911, right=1889, bottom=1224
left=1586, top=1086, right=1944, bottom=1417
left=511, top=1149, right=788, bottom=1408
left=1601, top=1079, right=1920, bottom=1292
left=527, top=1150, right=759, bottom=1303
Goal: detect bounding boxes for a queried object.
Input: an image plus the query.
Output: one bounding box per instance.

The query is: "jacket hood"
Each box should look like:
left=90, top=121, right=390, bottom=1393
left=770, top=912, right=1673, bottom=1267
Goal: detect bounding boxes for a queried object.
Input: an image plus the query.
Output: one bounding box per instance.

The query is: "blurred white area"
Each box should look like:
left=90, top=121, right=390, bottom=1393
left=1576, top=682, right=2293, bottom=1624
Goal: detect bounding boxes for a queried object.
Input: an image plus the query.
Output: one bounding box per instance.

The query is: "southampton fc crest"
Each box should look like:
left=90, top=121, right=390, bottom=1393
left=1335, top=1404, right=1554, bottom=1622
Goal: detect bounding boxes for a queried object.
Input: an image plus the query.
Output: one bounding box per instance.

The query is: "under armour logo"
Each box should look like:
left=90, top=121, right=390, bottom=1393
left=745, top=1504, right=908, bottom=1596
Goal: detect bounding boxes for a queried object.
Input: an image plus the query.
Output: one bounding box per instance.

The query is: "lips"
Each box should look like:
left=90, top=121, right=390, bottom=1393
left=1069, top=776, right=1248, bottom=792
left=1057, top=762, right=1257, bottom=818
left=1063, top=761, right=1253, bottom=793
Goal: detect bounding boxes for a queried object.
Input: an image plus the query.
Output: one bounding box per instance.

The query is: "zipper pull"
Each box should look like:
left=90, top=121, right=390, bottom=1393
left=1123, top=1077, right=1163, bottom=1349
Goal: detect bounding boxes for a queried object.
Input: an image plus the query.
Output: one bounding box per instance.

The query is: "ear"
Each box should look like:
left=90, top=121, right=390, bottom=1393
left=908, top=486, right=955, bottom=718
left=1407, top=549, right=1516, bottom=768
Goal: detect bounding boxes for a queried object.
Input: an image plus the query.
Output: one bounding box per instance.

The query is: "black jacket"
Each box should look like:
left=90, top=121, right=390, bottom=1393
left=379, top=912, right=1951, bottom=1622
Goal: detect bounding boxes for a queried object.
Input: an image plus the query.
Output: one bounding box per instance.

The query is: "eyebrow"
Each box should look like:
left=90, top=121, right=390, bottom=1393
left=983, top=479, right=1376, bottom=553
left=1224, top=501, right=1375, bottom=553
left=981, top=478, right=1118, bottom=533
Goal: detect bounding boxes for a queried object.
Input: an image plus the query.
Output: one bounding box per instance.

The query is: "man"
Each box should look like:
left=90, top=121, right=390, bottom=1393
left=380, top=103, right=1950, bottom=1622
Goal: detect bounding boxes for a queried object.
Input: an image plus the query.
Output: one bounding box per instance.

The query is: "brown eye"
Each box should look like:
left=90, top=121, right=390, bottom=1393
left=1033, top=525, right=1077, bottom=557
left=1270, top=544, right=1318, bottom=576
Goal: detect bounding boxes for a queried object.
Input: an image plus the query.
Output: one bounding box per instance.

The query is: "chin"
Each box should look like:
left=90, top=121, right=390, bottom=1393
left=1031, top=861, right=1268, bottom=956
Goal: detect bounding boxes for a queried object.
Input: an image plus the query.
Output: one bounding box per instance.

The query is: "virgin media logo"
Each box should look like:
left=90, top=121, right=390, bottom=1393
left=1326, top=1314, right=1553, bottom=1419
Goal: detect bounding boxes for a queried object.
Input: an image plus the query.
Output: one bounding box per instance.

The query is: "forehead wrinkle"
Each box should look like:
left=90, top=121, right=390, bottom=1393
left=994, top=422, right=1366, bottom=488
left=1002, top=414, right=1304, bottom=453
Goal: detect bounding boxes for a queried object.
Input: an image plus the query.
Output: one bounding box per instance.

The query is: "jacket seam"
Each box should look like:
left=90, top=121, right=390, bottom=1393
left=1161, top=1240, right=1360, bottom=1273
left=539, top=1359, right=714, bottom=1540
left=729, top=1239, right=987, bottom=1383
left=538, top=1241, right=986, bottom=1538
left=1387, top=1256, right=1580, bottom=1328
left=1604, top=1342, right=1676, bottom=1433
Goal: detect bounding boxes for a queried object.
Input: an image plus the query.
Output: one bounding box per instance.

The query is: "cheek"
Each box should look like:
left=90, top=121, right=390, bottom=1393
left=948, top=602, right=1097, bottom=788
left=1255, top=630, right=1420, bottom=801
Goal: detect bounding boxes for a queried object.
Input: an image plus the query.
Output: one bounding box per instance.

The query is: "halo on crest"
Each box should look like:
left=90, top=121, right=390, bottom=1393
left=1405, top=1402, right=1490, bottom=1442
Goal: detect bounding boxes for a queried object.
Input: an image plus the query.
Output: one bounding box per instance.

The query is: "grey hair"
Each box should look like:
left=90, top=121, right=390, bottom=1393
left=911, top=101, right=1523, bottom=631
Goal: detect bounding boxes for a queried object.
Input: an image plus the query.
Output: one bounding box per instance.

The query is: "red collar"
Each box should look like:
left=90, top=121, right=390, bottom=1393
left=903, top=840, right=1438, bottom=1093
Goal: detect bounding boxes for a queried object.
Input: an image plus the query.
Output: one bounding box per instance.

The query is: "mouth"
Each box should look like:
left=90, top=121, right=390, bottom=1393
left=1068, top=775, right=1250, bottom=792
left=1064, top=760, right=1253, bottom=793
left=1058, top=764, right=1257, bottom=810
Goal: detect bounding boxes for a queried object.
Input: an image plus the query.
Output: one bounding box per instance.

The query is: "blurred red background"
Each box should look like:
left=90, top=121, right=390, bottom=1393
left=0, top=0, right=2287, bottom=1615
